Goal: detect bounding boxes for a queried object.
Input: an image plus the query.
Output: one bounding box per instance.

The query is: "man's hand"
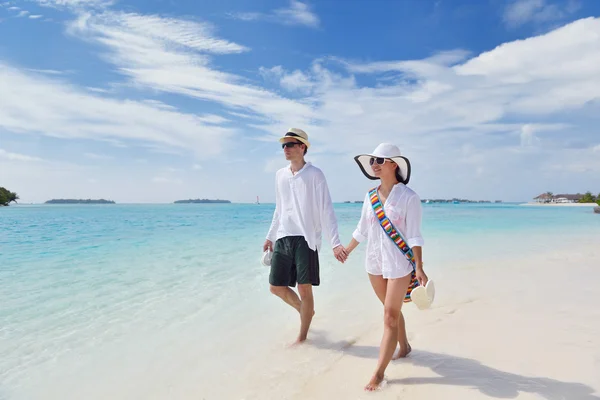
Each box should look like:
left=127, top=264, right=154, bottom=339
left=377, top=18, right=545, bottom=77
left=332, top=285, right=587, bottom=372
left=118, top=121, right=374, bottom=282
left=263, top=239, right=273, bottom=252
left=415, top=266, right=428, bottom=286
left=333, top=245, right=348, bottom=263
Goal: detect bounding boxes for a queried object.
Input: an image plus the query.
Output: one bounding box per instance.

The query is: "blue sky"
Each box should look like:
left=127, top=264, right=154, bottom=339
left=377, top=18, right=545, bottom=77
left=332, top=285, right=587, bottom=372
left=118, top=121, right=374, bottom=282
left=1, top=0, right=600, bottom=203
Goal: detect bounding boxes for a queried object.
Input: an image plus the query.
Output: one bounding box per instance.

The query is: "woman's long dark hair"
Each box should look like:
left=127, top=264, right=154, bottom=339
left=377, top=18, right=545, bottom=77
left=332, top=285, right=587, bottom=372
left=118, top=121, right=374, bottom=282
left=394, top=163, right=403, bottom=183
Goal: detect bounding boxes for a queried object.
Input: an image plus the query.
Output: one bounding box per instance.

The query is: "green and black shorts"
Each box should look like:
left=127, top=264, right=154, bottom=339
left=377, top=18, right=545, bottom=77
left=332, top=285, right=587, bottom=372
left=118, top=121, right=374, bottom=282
left=269, top=236, right=320, bottom=287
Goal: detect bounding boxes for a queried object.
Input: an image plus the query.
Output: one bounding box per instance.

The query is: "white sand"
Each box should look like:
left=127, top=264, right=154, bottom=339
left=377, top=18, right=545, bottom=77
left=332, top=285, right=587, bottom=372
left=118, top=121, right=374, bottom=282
left=521, top=202, right=598, bottom=207
left=246, top=239, right=600, bottom=400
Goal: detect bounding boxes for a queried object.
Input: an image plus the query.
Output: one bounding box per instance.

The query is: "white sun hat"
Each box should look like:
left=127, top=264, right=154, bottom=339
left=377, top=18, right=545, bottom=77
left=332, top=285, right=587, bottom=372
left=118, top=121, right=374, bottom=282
left=261, top=249, right=273, bottom=267
left=278, top=128, right=311, bottom=148
left=409, top=280, right=435, bottom=310
left=354, top=143, right=411, bottom=184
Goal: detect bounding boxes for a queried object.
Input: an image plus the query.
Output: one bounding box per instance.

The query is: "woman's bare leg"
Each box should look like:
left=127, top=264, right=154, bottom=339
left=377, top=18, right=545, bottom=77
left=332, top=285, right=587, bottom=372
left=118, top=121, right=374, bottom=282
left=368, top=274, right=411, bottom=360
left=365, top=273, right=412, bottom=391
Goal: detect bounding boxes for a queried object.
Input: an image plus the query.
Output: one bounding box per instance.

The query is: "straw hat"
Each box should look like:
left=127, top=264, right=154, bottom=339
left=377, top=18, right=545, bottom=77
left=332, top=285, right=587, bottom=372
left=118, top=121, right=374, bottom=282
left=278, top=128, right=310, bottom=148
left=354, top=143, right=411, bottom=184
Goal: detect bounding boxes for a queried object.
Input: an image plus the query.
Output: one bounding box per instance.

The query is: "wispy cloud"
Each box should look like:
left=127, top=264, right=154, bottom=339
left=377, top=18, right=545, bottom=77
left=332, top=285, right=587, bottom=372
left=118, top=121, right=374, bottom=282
left=84, top=152, right=113, bottom=160
left=34, top=0, right=113, bottom=9
left=71, top=11, right=249, bottom=54
left=0, top=62, right=236, bottom=158
left=29, top=14, right=43, bottom=19
left=0, top=148, right=44, bottom=162
left=68, top=11, right=315, bottom=130
left=230, top=0, right=320, bottom=28
left=17, top=10, right=29, bottom=17
left=503, top=0, right=581, bottom=28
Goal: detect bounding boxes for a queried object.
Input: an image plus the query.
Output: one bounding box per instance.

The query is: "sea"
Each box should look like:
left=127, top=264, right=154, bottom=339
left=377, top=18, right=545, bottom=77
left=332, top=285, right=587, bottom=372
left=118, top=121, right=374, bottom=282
left=1, top=202, right=599, bottom=400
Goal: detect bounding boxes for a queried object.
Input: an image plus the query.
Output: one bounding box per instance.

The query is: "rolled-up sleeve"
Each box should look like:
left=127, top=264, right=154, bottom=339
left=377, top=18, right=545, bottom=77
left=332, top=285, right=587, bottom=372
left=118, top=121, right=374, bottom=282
left=352, top=192, right=370, bottom=243
left=405, top=194, right=424, bottom=248
left=266, top=173, right=280, bottom=242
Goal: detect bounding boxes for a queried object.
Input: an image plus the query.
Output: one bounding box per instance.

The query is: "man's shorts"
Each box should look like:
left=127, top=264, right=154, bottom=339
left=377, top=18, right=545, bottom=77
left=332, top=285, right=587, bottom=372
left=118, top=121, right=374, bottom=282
left=269, top=236, right=320, bottom=287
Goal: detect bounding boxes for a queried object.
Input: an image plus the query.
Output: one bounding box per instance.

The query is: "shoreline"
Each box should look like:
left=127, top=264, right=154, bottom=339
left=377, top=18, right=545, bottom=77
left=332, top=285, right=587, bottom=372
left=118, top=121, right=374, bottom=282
left=520, top=202, right=597, bottom=207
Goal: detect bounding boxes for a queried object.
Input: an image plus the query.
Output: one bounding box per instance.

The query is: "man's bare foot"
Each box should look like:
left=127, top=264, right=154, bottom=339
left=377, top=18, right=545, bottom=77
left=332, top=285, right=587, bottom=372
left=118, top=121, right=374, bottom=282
left=364, top=373, right=386, bottom=391
left=392, top=343, right=412, bottom=360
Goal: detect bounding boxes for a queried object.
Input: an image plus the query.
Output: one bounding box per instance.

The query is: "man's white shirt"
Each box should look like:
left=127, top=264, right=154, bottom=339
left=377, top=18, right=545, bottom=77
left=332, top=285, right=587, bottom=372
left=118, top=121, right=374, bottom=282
left=266, top=162, right=342, bottom=252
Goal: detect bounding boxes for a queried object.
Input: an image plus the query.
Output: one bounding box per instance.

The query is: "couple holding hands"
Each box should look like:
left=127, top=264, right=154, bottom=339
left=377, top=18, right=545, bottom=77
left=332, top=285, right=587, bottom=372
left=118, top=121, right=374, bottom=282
left=262, top=128, right=432, bottom=391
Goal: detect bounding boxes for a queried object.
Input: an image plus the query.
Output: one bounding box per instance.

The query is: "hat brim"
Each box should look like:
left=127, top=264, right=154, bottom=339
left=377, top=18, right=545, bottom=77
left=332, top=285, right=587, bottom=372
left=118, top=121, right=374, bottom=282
left=354, top=154, right=411, bottom=184
left=279, top=136, right=310, bottom=148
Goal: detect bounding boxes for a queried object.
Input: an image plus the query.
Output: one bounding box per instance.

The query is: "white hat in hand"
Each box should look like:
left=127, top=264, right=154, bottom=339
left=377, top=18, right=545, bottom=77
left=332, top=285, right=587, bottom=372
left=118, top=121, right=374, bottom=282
left=261, top=249, right=273, bottom=267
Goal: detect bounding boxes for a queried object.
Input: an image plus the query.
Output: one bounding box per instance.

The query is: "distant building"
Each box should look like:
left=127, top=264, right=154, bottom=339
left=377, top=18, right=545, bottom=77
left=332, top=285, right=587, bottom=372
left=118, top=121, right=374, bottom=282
left=533, top=193, right=583, bottom=203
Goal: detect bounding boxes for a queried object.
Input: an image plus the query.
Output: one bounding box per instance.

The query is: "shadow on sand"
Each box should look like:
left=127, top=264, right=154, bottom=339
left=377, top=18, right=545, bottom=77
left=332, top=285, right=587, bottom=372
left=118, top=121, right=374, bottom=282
left=307, top=331, right=599, bottom=400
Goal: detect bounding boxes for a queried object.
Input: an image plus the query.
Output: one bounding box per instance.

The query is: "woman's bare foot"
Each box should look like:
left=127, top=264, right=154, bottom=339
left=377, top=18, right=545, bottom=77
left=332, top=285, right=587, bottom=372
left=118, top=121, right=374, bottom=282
left=287, top=334, right=308, bottom=348
left=364, top=373, right=386, bottom=391
left=392, top=342, right=411, bottom=360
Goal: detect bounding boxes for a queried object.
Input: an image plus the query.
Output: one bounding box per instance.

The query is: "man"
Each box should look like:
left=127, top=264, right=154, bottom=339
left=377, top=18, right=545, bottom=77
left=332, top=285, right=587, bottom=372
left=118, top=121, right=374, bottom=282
left=264, top=128, right=348, bottom=345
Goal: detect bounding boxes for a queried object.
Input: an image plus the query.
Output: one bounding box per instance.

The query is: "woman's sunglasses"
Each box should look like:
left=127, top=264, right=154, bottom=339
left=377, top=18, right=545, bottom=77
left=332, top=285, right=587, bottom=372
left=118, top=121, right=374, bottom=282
left=281, top=141, right=303, bottom=149
left=369, top=157, right=388, bottom=166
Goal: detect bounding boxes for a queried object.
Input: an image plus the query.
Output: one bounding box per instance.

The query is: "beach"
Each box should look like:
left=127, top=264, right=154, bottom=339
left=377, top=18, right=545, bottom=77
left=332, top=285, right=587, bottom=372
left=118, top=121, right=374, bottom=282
left=1, top=203, right=599, bottom=399
left=289, top=237, right=600, bottom=400
left=521, top=202, right=598, bottom=207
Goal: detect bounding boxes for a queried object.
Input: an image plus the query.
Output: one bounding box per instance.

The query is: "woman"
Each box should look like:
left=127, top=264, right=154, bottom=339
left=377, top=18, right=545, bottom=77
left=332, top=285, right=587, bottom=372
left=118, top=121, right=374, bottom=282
left=345, top=143, right=429, bottom=391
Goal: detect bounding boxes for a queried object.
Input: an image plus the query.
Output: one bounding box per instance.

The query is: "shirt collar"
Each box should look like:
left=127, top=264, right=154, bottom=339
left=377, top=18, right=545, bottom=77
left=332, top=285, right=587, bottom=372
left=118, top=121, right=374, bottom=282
left=288, top=161, right=311, bottom=176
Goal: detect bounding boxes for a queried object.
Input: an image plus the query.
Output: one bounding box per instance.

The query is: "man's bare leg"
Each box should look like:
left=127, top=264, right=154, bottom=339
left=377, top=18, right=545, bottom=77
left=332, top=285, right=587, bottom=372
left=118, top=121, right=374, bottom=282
left=270, top=285, right=301, bottom=312
left=294, top=283, right=314, bottom=344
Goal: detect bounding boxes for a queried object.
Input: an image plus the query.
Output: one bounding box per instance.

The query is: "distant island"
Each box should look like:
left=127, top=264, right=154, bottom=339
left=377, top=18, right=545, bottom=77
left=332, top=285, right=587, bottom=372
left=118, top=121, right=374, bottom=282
left=174, top=199, right=231, bottom=204
left=45, top=199, right=115, bottom=204
left=421, top=199, right=502, bottom=204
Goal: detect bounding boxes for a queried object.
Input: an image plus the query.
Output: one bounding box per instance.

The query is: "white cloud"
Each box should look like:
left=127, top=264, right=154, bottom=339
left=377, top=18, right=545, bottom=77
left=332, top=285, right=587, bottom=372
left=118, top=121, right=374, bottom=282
left=0, top=63, right=235, bottom=158
left=0, top=148, right=43, bottom=162
left=192, top=164, right=202, bottom=170
left=7, top=6, right=19, bottom=10
left=503, top=0, right=580, bottom=28
left=259, top=66, right=315, bottom=94
left=71, top=11, right=248, bottom=55
left=34, top=0, right=113, bottom=8
left=26, top=68, right=67, bottom=75
left=68, top=11, right=316, bottom=130
left=274, top=0, right=319, bottom=28
left=593, top=145, right=600, bottom=153
left=519, top=123, right=569, bottom=147
left=29, top=14, right=43, bottom=19
left=17, top=10, right=29, bottom=17
left=86, top=86, right=111, bottom=93
left=230, top=1, right=319, bottom=28
left=84, top=152, right=113, bottom=160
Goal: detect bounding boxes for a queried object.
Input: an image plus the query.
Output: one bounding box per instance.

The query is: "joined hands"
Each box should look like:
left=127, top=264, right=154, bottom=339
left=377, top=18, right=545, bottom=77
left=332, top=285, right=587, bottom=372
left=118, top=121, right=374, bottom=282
left=333, top=245, right=349, bottom=263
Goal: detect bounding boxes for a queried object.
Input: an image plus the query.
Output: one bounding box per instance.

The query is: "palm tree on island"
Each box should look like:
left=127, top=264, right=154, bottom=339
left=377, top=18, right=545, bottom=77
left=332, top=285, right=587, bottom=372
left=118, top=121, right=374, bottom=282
left=0, top=187, right=19, bottom=206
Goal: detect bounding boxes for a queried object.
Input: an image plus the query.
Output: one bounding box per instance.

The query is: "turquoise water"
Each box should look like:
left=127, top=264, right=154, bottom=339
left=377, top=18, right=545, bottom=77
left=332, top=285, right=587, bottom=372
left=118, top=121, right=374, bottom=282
left=1, top=203, right=599, bottom=399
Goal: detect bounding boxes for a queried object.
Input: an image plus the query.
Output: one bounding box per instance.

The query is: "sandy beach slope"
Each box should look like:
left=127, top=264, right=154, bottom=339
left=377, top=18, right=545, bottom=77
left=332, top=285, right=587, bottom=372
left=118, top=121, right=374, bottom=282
left=286, top=238, right=600, bottom=400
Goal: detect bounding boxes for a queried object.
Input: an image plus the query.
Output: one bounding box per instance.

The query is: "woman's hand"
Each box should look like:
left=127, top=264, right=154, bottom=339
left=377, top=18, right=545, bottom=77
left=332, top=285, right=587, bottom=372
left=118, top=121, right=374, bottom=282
left=415, top=266, right=428, bottom=286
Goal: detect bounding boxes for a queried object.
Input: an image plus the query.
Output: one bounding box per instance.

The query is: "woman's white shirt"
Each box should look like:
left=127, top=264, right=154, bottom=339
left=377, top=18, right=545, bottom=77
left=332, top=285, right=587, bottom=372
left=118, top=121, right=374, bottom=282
left=352, top=183, right=424, bottom=279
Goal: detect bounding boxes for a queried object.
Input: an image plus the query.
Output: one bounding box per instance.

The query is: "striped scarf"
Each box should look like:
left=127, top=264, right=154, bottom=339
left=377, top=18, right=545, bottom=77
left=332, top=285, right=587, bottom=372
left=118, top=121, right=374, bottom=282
left=369, top=187, right=419, bottom=303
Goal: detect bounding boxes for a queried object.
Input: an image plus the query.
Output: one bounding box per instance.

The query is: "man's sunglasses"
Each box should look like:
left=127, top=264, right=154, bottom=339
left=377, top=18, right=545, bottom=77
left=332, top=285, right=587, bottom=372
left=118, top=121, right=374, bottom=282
left=369, top=157, right=388, bottom=166
left=281, top=141, right=303, bottom=149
